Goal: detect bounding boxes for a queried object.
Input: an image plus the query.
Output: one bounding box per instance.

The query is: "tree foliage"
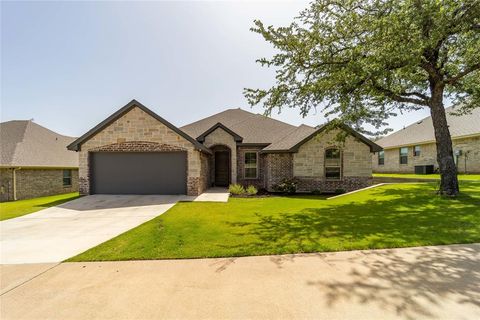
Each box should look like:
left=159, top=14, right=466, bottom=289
left=245, top=0, right=480, bottom=136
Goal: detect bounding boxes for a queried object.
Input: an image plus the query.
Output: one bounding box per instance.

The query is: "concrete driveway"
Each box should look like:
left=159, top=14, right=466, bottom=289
left=1, top=244, right=479, bottom=319
left=0, top=194, right=188, bottom=264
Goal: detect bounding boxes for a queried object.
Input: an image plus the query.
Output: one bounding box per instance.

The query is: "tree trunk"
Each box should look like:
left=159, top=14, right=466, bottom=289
left=429, top=99, right=459, bottom=196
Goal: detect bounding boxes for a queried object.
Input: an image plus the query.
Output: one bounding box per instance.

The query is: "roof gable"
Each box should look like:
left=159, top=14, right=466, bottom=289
left=180, top=108, right=297, bottom=144
left=196, top=123, right=243, bottom=143
left=67, top=100, right=211, bottom=154
left=261, top=123, right=382, bottom=153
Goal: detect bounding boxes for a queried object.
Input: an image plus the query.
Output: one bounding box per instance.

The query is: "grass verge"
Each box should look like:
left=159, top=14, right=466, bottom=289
left=69, top=182, right=480, bottom=261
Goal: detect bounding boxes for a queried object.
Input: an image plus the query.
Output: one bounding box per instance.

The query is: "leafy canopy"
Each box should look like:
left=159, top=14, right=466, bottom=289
left=245, top=0, right=480, bottom=135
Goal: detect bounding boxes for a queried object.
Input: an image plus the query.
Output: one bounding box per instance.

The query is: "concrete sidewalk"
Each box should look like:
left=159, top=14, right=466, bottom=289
left=1, top=243, right=479, bottom=319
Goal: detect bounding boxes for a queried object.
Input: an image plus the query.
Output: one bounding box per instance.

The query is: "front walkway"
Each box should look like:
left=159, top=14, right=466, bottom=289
left=193, top=187, right=229, bottom=202
left=1, top=244, right=479, bottom=319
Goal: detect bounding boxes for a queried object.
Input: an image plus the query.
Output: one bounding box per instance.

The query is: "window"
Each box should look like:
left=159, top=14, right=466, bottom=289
left=244, top=152, right=258, bottom=178
left=413, top=145, right=421, bottom=157
left=63, top=169, right=72, bottom=186
left=325, top=148, right=341, bottom=180
left=399, top=147, right=408, bottom=164
left=378, top=151, right=385, bottom=165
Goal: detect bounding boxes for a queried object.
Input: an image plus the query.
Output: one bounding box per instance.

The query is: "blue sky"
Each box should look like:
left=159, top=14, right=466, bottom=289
left=1, top=0, right=432, bottom=137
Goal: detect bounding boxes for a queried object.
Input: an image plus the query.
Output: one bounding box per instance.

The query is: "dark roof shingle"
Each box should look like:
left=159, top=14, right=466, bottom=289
left=377, top=106, right=480, bottom=149
left=181, top=108, right=297, bottom=144
left=0, top=120, right=78, bottom=168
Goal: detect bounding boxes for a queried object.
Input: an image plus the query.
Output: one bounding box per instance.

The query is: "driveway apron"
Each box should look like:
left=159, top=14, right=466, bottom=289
left=0, top=195, right=186, bottom=264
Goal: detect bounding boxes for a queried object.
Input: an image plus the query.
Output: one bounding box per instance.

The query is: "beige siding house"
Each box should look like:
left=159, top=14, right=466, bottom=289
left=68, top=100, right=381, bottom=196
left=373, top=106, right=480, bottom=173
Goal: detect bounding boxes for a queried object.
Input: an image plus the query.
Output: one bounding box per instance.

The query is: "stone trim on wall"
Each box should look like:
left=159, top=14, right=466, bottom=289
left=78, top=106, right=208, bottom=196
left=202, top=127, right=237, bottom=184
left=90, top=141, right=187, bottom=152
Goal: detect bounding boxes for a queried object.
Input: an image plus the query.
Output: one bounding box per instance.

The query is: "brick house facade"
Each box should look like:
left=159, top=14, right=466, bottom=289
left=372, top=107, right=480, bottom=174
left=68, top=100, right=381, bottom=196
left=0, top=120, right=79, bottom=202
left=373, top=136, right=480, bottom=173
left=0, top=168, right=78, bottom=201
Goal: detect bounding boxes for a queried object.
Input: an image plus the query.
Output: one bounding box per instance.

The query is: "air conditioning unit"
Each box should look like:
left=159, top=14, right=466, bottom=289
left=414, top=165, right=435, bottom=175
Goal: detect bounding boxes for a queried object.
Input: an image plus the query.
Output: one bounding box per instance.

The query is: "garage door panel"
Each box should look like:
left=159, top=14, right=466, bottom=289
left=91, top=152, right=187, bottom=195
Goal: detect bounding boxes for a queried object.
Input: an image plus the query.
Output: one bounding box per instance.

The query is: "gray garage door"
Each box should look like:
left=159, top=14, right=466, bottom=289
left=90, top=152, right=187, bottom=195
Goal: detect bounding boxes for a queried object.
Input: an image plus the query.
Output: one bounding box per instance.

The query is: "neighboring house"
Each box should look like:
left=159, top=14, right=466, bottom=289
left=373, top=106, right=480, bottom=173
left=67, top=100, right=381, bottom=196
left=0, top=120, right=79, bottom=202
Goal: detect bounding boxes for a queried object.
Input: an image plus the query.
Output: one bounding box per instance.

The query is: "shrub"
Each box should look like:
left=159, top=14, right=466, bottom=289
left=272, top=178, right=298, bottom=194
left=311, top=189, right=322, bottom=195
left=334, top=188, right=346, bottom=194
left=228, top=184, right=245, bottom=195
left=245, top=185, right=258, bottom=196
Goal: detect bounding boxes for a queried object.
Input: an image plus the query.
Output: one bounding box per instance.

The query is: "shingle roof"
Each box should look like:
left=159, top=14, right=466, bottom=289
left=180, top=108, right=297, bottom=144
left=376, top=106, right=480, bottom=149
left=262, top=124, right=316, bottom=151
left=262, top=123, right=382, bottom=153
left=181, top=108, right=381, bottom=152
left=0, top=120, right=78, bottom=168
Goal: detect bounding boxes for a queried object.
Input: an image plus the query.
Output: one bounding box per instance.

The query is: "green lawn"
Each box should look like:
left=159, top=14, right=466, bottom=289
left=373, top=173, right=480, bottom=180
left=0, top=192, right=80, bottom=221
left=70, top=182, right=480, bottom=261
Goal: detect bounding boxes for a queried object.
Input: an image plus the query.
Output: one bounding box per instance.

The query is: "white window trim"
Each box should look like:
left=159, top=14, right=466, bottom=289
left=243, top=151, right=258, bottom=179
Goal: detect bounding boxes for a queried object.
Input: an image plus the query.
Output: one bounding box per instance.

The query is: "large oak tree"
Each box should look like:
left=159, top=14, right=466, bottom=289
left=245, top=0, right=479, bottom=196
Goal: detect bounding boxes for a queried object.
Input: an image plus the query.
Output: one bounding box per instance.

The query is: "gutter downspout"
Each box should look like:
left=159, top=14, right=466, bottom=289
left=12, top=167, right=20, bottom=201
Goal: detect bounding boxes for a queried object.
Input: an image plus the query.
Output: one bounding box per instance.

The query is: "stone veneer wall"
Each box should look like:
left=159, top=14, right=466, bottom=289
left=372, top=135, right=480, bottom=173
left=0, top=168, right=79, bottom=201
left=236, top=146, right=266, bottom=189
left=293, top=129, right=372, bottom=192
left=199, top=152, right=210, bottom=191
left=78, top=106, right=206, bottom=196
left=202, top=127, right=237, bottom=184
left=294, top=129, right=372, bottom=176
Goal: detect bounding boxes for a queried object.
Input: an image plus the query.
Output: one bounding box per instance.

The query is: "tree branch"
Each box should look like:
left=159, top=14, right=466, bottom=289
left=445, top=63, right=480, bottom=84
left=402, top=91, right=430, bottom=100
left=371, top=82, right=429, bottom=106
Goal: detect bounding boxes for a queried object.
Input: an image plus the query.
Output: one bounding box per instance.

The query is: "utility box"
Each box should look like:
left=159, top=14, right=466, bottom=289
left=414, top=165, right=435, bottom=174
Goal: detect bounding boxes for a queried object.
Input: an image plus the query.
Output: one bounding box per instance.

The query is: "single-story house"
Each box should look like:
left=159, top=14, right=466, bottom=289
left=373, top=106, right=480, bottom=173
left=0, top=120, right=79, bottom=202
left=67, top=100, right=381, bottom=196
